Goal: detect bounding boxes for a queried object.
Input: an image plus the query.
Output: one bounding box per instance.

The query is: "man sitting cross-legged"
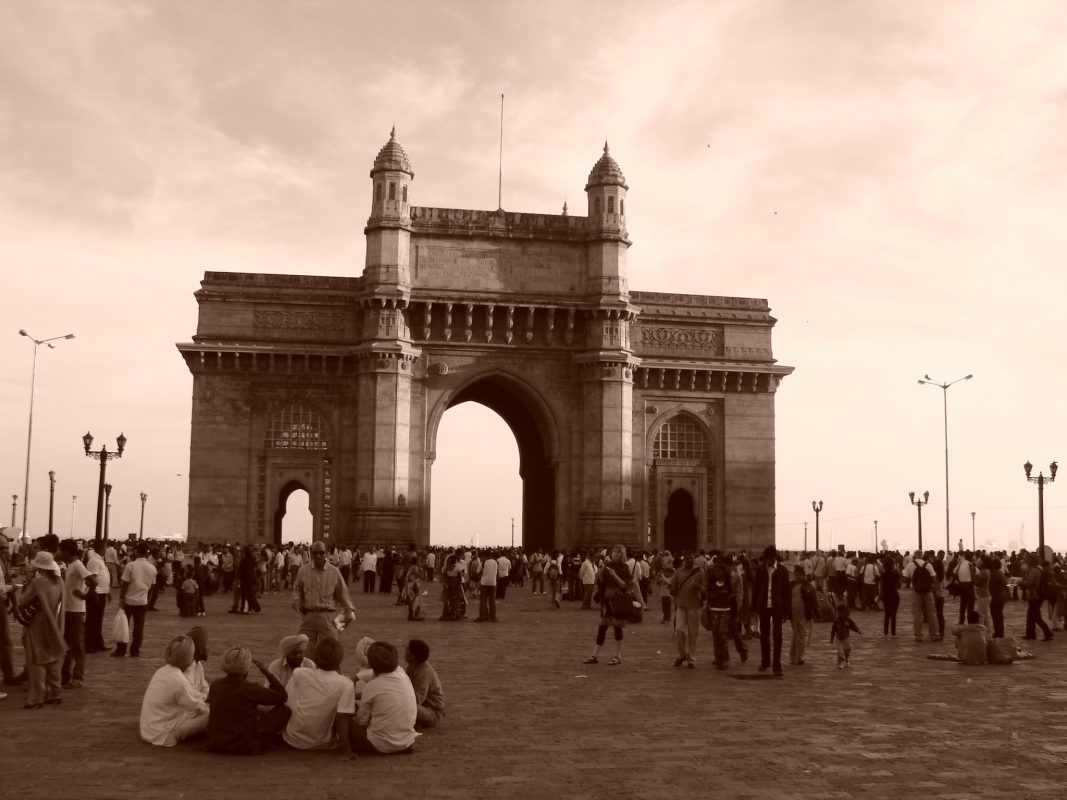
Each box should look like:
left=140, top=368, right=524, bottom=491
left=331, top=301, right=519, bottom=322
left=404, top=639, right=444, bottom=730
left=283, top=638, right=357, bottom=757
left=349, top=641, right=418, bottom=755
left=268, top=634, right=315, bottom=687
left=206, top=646, right=290, bottom=755
left=139, top=635, right=209, bottom=747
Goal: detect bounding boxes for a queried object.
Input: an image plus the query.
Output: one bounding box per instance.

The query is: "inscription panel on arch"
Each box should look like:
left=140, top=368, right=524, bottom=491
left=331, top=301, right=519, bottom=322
left=413, top=242, right=584, bottom=294
left=635, top=324, right=723, bottom=357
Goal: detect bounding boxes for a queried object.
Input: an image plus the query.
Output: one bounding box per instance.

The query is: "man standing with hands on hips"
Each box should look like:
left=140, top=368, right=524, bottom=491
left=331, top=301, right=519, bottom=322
left=293, top=540, right=356, bottom=654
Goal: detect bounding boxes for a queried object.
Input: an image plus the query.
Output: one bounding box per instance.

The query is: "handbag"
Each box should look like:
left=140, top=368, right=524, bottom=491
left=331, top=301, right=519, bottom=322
left=609, top=589, right=643, bottom=622
left=111, top=606, right=131, bottom=644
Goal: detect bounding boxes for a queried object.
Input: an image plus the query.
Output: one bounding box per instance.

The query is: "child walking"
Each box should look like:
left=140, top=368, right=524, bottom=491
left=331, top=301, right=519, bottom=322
left=829, top=605, right=861, bottom=669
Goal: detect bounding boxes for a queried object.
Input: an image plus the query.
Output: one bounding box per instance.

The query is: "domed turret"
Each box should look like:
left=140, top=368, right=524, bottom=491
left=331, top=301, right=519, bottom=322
left=585, top=142, right=627, bottom=237
left=369, top=126, right=413, bottom=223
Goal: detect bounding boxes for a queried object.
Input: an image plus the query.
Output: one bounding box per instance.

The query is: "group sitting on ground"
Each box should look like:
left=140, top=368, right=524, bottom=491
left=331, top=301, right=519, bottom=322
left=139, top=630, right=444, bottom=757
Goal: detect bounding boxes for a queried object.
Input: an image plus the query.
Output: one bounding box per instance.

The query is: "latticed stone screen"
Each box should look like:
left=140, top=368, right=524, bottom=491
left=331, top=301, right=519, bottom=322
left=265, top=403, right=328, bottom=450
left=652, top=416, right=707, bottom=460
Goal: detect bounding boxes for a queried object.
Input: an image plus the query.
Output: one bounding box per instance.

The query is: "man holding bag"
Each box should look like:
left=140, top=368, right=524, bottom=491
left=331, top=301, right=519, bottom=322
left=113, top=542, right=157, bottom=658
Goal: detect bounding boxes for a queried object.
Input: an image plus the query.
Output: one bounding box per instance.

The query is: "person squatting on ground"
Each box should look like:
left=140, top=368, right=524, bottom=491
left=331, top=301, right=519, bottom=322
left=140, top=634, right=210, bottom=746
left=583, top=545, right=635, bottom=666
left=404, top=638, right=445, bottom=729
left=668, top=553, right=705, bottom=668
left=829, top=605, right=861, bottom=669
left=282, top=638, right=356, bottom=754
left=349, top=641, right=418, bottom=756
left=206, top=646, right=290, bottom=755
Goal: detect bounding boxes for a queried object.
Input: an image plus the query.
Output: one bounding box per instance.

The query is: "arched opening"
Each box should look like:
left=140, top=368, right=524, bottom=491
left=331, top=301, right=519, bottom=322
left=275, top=482, right=313, bottom=546
left=664, top=488, right=697, bottom=554
left=430, top=375, right=556, bottom=552
left=430, top=404, right=520, bottom=549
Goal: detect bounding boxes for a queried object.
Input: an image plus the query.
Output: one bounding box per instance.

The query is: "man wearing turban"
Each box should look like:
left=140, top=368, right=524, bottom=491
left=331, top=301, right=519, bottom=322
left=267, top=634, right=314, bottom=687
left=139, top=635, right=210, bottom=747
left=206, top=646, right=290, bottom=755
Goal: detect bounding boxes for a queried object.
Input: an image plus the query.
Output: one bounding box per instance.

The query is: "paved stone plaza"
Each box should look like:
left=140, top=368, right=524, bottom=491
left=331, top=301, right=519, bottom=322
left=3, top=585, right=1066, bottom=799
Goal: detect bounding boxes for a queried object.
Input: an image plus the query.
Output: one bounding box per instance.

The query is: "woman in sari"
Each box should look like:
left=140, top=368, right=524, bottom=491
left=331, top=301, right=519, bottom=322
left=439, top=554, right=467, bottom=621
left=18, top=551, right=67, bottom=708
left=400, top=557, right=424, bottom=621
left=583, top=545, right=636, bottom=666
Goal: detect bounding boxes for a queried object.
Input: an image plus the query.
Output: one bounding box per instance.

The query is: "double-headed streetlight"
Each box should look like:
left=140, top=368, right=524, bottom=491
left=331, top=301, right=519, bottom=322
left=19, top=330, right=75, bottom=537
left=1024, top=460, right=1057, bottom=564
left=917, top=374, right=972, bottom=555
left=812, top=500, right=823, bottom=552
left=909, top=491, right=930, bottom=551
left=83, top=432, right=126, bottom=544
left=139, top=492, right=148, bottom=540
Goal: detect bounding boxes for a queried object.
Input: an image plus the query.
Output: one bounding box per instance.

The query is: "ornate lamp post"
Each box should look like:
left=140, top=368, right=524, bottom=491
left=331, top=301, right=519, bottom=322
left=139, top=492, right=148, bottom=540
left=918, top=373, right=972, bottom=555
left=909, top=491, right=930, bottom=551
left=812, top=500, right=823, bottom=552
left=1024, top=460, right=1057, bottom=564
left=47, top=470, right=56, bottom=536
left=19, top=330, right=75, bottom=537
left=84, top=432, right=126, bottom=544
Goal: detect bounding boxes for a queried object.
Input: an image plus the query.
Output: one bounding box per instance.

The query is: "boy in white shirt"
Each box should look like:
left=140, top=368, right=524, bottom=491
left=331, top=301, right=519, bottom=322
left=283, top=638, right=356, bottom=753
left=350, top=641, right=417, bottom=755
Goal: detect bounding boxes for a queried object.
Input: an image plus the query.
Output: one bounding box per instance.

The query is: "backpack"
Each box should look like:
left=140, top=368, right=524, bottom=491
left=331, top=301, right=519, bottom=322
left=546, top=562, right=560, bottom=581
left=911, top=562, right=933, bottom=594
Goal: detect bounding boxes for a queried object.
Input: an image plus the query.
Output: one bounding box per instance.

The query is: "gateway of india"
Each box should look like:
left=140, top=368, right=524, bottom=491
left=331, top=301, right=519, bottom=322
left=178, top=130, right=793, bottom=553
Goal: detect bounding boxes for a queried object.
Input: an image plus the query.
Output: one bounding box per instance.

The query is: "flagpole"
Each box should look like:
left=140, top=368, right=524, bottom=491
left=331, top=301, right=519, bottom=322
left=498, top=93, right=504, bottom=210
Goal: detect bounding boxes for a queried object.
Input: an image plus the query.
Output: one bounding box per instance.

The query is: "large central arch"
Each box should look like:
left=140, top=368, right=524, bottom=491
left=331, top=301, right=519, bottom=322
left=428, top=372, right=557, bottom=552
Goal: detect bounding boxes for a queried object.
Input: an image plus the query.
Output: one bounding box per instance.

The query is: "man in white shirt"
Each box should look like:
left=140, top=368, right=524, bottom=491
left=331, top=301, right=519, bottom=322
left=338, top=547, right=353, bottom=585
left=114, top=542, right=158, bottom=658
left=104, top=541, right=120, bottom=588
left=350, top=641, right=417, bottom=755
left=424, top=551, right=436, bottom=583
left=361, top=548, right=378, bottom=593
left=952, top=551, right=976, bottom=625
left=495, top=553, right=511, bottom=600
left=579, top=554, right=597, bottom=609
left=476, top=551, right=498, bottom=622
left=283, top=638, right=357, bottom=753
left=58, top=539, right=94, bottom=688
left=85, top=540, right=111, bottom=653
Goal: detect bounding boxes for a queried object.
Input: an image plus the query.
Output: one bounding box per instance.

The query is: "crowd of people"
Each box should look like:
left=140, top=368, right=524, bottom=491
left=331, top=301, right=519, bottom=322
left=3, top=526, right=1065, bottom=752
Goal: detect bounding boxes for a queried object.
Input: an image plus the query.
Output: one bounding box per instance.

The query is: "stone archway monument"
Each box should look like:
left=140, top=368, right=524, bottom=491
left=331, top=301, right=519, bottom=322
left=178, top=131, right=793, bottom=551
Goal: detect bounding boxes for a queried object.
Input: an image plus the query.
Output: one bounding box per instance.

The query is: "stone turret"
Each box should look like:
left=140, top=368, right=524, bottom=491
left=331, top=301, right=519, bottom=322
left=368, top=126, right=413, bottom=225
left=365, top=127, right=413, bottom=289
left=585, top=141, right=628, bottom=238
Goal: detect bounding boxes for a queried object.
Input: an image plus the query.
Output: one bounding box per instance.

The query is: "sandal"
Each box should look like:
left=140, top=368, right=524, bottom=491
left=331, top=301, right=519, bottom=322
left=608, top=657, right=622, bottom=666
left=582, top=656, right=599, bottom=664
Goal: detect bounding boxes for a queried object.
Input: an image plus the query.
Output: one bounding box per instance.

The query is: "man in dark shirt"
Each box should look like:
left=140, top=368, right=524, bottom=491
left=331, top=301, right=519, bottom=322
left=206, top=646, right=290, bottom=755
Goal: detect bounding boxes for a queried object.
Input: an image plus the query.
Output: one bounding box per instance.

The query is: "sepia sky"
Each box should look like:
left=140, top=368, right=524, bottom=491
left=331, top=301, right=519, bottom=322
left=2, top=0, right=1066, bottom=551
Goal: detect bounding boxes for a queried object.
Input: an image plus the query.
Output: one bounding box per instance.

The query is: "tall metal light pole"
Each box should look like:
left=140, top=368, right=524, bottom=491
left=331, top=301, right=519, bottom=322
left=70, top=495, right=77, bottom=538
left=83, top=432, right=126, bottom=544
left=104, top=483, right=113, bottom=541
left=874, top=520, right=879, bottom=553
left=1024, top=460, right=1057, bottom=564
left=812, top=500, right=823, bottom=552
left=19, top=330, right=75, bottom=538
left=47, top=470, right=56, bottom=536
left=909, top=491, right=930, bottom=551
left=804, top=522, right=808, bottom=552
left=139, top=492, right=148, bottom=540
left=970, top=511, right=976, bottom=551
left=10, top=495, right=16, bottom=527
left=510, top=516, right=514, bottom=549
left=918, top=373, right=972, bottom=556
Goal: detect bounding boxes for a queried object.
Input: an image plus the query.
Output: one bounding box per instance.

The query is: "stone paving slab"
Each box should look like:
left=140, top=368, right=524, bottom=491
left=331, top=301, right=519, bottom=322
left=2, top=586, right=1065, bottom=799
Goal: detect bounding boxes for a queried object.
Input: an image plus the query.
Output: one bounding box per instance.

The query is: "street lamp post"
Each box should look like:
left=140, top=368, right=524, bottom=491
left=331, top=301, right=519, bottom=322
left=918, top=373, right=972, bottom=556
left=70, top=495, right=77, bottom=538
left=874, top=520, right=879, bottom=553
left=909, top=491, right=930, bottom=551
left=812, top=500, right=823, bottom=552
left=804, top=522, right=808, bottom=552
left=139, top=492, right=148, bottom=540
left=1024, top=460, right=1057, bottom=564
left=47, top=470, right=56, bottom=536
left=10, top=495, right=17, bottom=527
left=83, top=432, right=126, bottom=544
left=104, top=483, right=113, bottom=541
left=510, top=516, right=514, bottom=549
left=19, top=330, right=75, bottom=538
left=971, top=511, right=976, bottom=551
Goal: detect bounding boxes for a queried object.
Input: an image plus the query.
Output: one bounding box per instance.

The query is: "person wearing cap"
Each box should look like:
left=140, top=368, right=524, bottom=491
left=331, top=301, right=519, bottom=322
left=140, top=635, right=210, bottom=746
left=268, top=634, right=314, bottom=687
left=282, top=638, right=356, bottom=753
left=750, top=545, right=790, bottom=677
left=206, top=646, right=290, bottom=755
left=293, top=541, right=356, bottom=653
left=17, top=551, right=68, bottom=708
